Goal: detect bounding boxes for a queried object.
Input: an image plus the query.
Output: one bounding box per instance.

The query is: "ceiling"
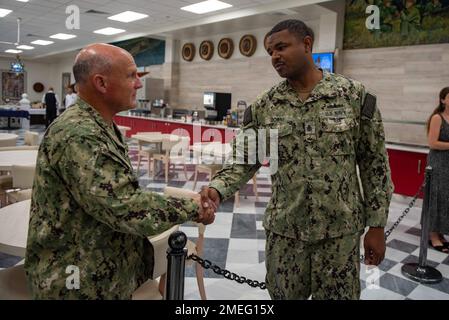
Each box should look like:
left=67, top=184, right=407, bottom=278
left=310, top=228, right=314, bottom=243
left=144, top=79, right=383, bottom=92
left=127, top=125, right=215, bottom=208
left=0, top=0, right=331, bottom=60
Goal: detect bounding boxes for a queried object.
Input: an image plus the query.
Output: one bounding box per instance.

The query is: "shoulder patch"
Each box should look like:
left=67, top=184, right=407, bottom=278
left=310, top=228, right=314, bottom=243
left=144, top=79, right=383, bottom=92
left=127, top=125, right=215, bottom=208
left=243, top=106, right=253, bottom=126
left=362, top=93, right=376, bottom=119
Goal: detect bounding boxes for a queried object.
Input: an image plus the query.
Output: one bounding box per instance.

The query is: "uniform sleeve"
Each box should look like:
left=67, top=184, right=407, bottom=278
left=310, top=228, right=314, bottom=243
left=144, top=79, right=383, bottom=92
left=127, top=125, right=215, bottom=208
left=356, top=89, right=394, bottom=228
left=58, top=136, right=199, bottom=237
left=209, top=101, right=263, bottom=201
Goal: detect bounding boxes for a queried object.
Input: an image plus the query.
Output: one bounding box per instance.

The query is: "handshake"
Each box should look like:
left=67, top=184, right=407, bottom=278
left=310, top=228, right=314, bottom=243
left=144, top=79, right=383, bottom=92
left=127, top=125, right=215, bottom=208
left=192, top=187, right=221, bottom=225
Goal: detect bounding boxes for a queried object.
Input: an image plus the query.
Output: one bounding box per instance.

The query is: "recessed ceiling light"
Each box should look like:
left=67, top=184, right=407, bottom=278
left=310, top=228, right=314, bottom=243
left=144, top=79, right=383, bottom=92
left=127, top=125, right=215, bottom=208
left=31, top=40, right=54, bottom=46
left=5, top=49, right=22, bottom=53
left=108, top=11, right=148, bottom=23
left=181, top=0, right=232, bottom=14
left=50, top=33, right=77, bottom=40
left=93, top=27, right=126, bottom=35
left=16, top=0, right=29, bottom=3
left=17, top=45, right=34, bottom=50
left=0, top=8, right=13, bottom=18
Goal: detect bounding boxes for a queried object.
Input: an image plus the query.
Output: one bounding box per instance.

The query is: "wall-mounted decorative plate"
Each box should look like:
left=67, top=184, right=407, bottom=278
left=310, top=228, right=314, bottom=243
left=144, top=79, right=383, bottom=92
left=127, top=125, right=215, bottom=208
left=33, top=82, right=44, bottom=93
left=199, top=40, right=214, bottom=60
left=182, top=43, right=195, bottom=61
left=239, top=35, right=257, bottom=57
left=218, top=38, right=234, bottom=59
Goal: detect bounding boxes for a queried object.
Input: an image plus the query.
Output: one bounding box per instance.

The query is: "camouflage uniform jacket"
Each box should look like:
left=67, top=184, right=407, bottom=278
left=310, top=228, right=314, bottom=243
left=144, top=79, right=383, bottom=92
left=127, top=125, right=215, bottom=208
left=25, top=99, right=199, bottom=299
left=209, top=71, right=393, bottom=241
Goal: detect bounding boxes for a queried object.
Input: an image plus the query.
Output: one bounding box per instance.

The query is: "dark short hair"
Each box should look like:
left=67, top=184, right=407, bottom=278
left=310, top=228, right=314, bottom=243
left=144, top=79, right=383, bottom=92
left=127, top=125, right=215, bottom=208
left=266, top=19, right=314, bottom=46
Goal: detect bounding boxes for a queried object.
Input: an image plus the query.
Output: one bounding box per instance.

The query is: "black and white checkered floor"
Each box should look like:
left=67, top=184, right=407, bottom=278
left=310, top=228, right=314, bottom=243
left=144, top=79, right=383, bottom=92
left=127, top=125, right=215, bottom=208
left=1, top=126, right=449, bottom=300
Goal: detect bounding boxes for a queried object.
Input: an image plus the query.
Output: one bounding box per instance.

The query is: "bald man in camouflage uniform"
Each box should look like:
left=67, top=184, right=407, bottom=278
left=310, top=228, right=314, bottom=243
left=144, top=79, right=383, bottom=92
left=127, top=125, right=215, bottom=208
left=25, top=44, right=214, bottom=299
left=201, top=20, right=393, bottom=299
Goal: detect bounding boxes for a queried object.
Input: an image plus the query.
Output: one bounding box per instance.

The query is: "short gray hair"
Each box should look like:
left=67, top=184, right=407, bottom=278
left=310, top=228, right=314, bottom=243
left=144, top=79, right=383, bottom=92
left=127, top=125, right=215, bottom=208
left=73, top=53, right=112, bottom=84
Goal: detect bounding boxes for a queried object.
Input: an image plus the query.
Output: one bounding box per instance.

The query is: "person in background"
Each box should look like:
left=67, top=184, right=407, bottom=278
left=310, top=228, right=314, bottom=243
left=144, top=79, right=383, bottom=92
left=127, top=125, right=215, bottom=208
left=426, top=86, right=449, bottom=253
left=18, top=93, right=31, bottom=130
left=42, top=87, right=59, bottom=128
left=200, top=19, right=393, bottom=300
left=25, top=43, right=215, bottom=299
left=18, top=93, right=31, bottom=110
left=60, top=85, right=78, bottom=114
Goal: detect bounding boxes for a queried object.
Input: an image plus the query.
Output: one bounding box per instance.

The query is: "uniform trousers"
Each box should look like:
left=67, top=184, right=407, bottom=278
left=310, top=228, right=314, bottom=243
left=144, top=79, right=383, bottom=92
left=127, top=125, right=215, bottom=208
left=265, top=230, right=362, bottom=300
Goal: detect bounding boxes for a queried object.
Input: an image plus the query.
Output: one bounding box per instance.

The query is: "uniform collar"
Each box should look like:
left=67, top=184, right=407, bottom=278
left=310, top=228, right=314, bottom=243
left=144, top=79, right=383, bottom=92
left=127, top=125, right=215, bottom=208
left=272, top=70, right=338, bottom=105
left=306, top=70, right=338, bottom=102
left=77, top=98, right=127, bottom=150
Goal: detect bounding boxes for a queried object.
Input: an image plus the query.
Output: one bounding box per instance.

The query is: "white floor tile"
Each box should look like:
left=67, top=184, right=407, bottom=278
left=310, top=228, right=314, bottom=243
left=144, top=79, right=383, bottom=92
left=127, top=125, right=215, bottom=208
left=410, top=247, right=449, bottom=264
left=436, top=264, right=449, bottom=279
left=226, top=249, right=259, bottom=265
left=387, top=263, right=417, bottom=282
left=179, top=226, right=201, bottom=239
left=361, top=287, right=406, bottom=300
left=228, top=239, right=259, bottom=251
left=257, top=240, right=266, bottom=251
left=385, top=247, right=410, bottom=263
left=407, top=284, right=449, bottom=300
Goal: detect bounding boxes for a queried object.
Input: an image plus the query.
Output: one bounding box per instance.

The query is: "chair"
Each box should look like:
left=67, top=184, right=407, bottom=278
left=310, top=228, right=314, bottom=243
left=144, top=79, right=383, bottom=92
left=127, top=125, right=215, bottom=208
left=234, top=174, right=259, bottom=207
left=132, top=217, right=202, bottom=300
left=0, top=137, right=17, bottom=148
left=132, top=224, right=179, bottom=300
left=192, top=164, right=259, bottom=207
left=152, top=136, right=189, bottom=183
left=163, top=186, right=207, bottom=300
left=24, top=131, right=39, bottom=146
left=6, top=165, right=36, bottom=204
left=0, top=264, right=30, bottom=300
left=0, top=175, right=13, bottom=207
left=192, top=164, right=222, bottom=191
left=135, top=132, right=162, bottom=177
left=0, top=146, right=38, bottom=152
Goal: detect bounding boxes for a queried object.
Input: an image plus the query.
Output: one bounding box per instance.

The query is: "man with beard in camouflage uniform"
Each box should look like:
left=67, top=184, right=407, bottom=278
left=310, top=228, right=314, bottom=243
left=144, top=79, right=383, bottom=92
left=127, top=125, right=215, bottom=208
left=25, top=43, right=215, bottom=299
left=200, top=19, right=393, bottom=299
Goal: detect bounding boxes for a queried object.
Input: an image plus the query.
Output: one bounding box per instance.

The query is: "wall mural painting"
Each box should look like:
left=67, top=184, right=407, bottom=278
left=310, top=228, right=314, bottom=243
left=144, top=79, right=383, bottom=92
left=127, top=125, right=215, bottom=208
left=1, top=71, right=25, bottom=103
left=112, top=37, right=166, bottom=67
left=344, top=0, right=449, bottom=49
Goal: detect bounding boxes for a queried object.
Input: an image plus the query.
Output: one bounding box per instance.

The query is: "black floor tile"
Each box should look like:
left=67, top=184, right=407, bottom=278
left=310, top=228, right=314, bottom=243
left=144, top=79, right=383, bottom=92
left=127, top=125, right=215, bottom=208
left=404, top=227, right=421, bottom=237
left=387, top=239, right=419, bottom=254
left=258, top=251, right=265, bottom=263
left=255, top=201, right=269, bottom=208
left=230, top=214, right=256, bottom=239
left=378, top=258, right=398, bottom=272
left=379, top=273, right=418, bottom=296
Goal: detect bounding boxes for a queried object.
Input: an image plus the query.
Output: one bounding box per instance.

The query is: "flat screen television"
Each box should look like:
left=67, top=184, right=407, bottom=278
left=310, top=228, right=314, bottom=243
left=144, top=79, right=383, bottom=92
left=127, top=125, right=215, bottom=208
left=312, top=52, right=334, bottom=73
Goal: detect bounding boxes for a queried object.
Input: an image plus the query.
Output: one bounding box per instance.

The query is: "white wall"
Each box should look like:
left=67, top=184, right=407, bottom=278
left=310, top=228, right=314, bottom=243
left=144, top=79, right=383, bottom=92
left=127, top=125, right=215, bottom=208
left=0, top=53, right=77, bottom=104
left=342, top=43, right=449, bottom=146
left=0, top=57, right=55, bottom=102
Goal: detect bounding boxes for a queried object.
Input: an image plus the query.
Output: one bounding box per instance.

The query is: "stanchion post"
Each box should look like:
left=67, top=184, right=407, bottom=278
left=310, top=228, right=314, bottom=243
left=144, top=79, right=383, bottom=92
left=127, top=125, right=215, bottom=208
left=402, top=166, right=443, bottom=284
left=418, top=167, right=431, bottom=268
left=165, top=230, right=187, bottom=300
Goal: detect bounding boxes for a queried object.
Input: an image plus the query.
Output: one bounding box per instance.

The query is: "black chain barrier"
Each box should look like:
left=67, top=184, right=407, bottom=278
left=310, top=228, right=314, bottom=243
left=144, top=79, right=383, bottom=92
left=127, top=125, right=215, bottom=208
left=188, top=254, right=267, bottom=290
left=188, top=181, right=425, bottom=290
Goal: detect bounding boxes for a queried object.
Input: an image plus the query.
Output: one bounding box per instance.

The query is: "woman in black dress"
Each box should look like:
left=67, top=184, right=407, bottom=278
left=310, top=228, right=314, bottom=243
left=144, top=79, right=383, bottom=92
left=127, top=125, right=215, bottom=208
left=426, top=86, right=449, bottom=253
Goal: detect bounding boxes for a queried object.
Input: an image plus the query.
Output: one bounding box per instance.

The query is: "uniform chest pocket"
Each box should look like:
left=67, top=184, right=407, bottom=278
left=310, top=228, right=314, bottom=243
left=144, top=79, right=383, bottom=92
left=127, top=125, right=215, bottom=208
left=319, top=111, right=356, bottom=156
left=265, top=121, right=294, bottom=164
